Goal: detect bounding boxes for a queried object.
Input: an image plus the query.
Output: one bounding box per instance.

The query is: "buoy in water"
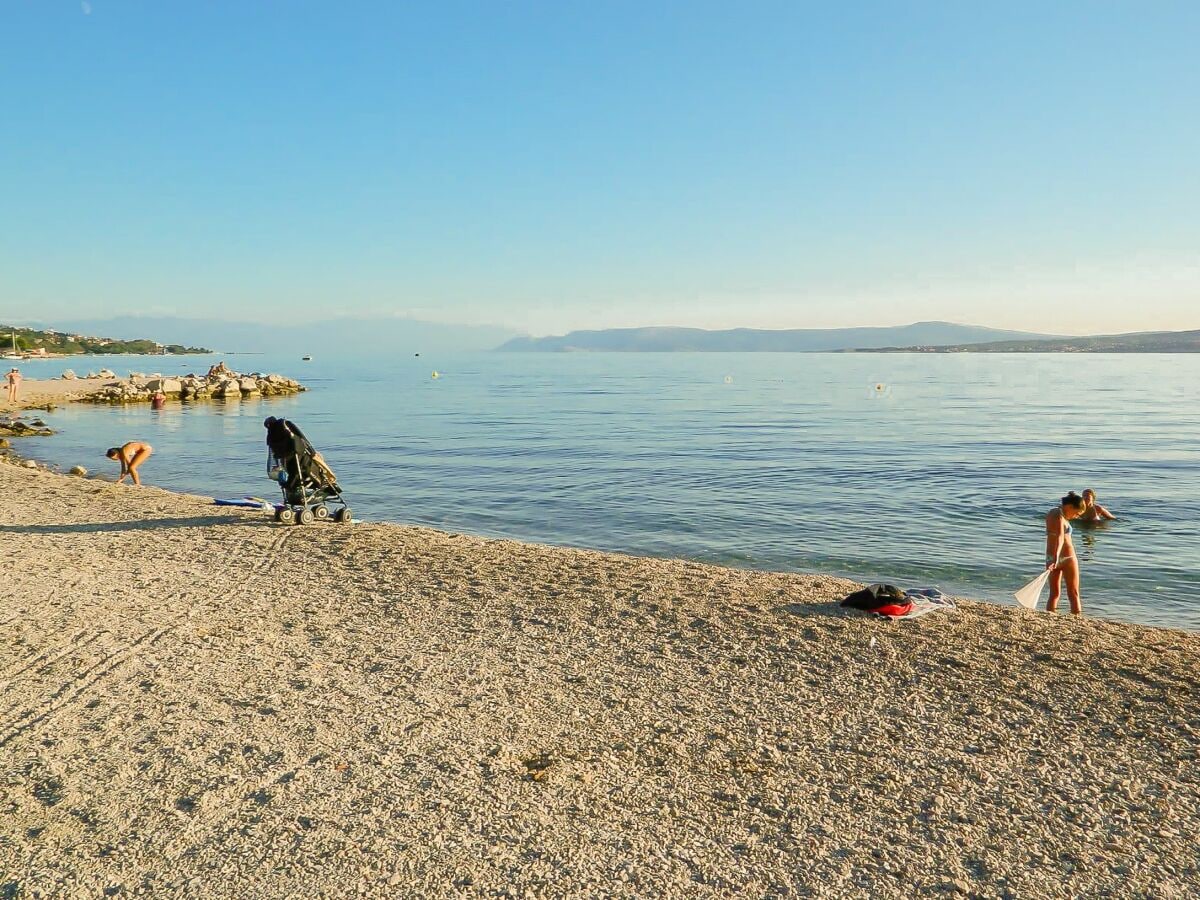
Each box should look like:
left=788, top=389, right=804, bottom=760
left=431, top=370, right=440, bottom=379
left=724, top=375, right=733, bottom=384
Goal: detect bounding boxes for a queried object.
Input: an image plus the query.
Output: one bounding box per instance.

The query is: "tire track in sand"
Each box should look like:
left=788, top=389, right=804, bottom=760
left=0, top=526, right=296, bottom=749
left=0, top=629, right=107, bottom=685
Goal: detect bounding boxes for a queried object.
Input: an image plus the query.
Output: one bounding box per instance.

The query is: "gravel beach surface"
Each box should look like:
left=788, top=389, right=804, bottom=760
left=1, top=464, right=1197, bottom=898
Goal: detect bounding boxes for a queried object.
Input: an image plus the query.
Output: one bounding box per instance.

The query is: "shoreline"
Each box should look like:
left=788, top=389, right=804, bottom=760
left=2, top=370, right=304, bottom=414
left=2, top=403, right=1195, bottom=635
left=2, top=463, right=1198, bottom=896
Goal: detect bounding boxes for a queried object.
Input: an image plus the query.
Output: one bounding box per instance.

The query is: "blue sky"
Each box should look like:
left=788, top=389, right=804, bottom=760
left=2, top=1, right=1197, bottom=335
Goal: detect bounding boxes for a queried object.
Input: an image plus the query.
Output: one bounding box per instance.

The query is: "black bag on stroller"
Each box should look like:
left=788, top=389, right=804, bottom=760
left=264, top=416, right=351, bottom=525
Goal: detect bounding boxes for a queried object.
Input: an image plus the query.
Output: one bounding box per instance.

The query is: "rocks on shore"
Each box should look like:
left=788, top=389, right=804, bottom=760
left=0, top=419, right=55, bottom=437
left=82, top=364, right=305, bottom=405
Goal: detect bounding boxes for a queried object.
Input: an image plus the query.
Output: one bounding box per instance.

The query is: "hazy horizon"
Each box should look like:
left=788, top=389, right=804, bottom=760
left=12, top=313, right=1087, bottom=343
left=3, top=3, right=1198, bottom=334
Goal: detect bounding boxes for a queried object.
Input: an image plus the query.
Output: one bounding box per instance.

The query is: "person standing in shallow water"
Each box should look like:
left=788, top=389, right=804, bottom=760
left=1045, top=491, right=1087, bottom=615
left=107, top=441, right=153, bottom=485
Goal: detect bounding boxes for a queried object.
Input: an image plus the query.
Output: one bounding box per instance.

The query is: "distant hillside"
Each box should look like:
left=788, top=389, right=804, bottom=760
left=498, top=322, right=1062, bottom=352
left=47, top=316, right=518, bottom=354
left=1, top=324, right=209, bottom=356
left=854, top=329, right=1200, bottom=353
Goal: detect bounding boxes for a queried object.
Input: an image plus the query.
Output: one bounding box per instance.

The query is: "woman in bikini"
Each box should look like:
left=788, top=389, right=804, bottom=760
left=1045, top=491, right=1087, bottom=615
left=107, top=441, right=154, bottom=485
left=5, top=368, right=21, bottom=403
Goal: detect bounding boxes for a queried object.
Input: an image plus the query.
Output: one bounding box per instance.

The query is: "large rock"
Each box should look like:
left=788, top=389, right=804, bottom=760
left=145, top=378, right=183, bottom=394
left=239, top=377, right=260, bottom=395
left=215, top=380, right=241, bottom=400
left=61, top=370, right=77, bottom=380
left=69, top=465, right=88, bottom=476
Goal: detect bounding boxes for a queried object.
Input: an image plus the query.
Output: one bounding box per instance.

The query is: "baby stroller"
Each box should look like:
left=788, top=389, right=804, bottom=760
left=264, top=416, right=351, bottom=525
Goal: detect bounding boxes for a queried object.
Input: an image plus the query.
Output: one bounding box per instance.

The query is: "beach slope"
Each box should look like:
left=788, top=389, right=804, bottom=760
left=1, top=465, right=1197, bottom=897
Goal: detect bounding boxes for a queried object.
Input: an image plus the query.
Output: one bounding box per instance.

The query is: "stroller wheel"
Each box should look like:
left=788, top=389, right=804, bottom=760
left=334, top=507, right=352, bottom=524
left=278, top=507, right=296, bottom=525
left=273, top=508, right=283, bottom=523
left=313, top=504, right=330, bottom=521
left=298, top=507, right=314, bottom=525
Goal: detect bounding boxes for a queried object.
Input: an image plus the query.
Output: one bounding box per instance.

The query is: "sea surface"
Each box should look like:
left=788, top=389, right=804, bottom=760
left=12, top=351, right=1200, bottom=630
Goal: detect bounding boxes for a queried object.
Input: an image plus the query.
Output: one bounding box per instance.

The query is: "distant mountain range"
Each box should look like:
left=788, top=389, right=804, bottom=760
left=498, top=322, right=1064, bottom=352
left=857, top=329, right=1200, bottom=353
left=33, top=316, right=518, bottom=354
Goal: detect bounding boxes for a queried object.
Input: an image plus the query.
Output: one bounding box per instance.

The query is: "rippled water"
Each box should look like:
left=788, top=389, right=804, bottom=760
left=14, top=351, right=1200, bottom=630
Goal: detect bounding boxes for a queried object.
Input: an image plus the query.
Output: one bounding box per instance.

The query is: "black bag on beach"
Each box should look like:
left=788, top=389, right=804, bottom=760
left=840, top=583, right=906, bottom=611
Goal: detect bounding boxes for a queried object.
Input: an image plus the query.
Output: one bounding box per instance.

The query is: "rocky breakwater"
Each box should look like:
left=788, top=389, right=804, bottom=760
left=80, top=364, right=306, bottom=405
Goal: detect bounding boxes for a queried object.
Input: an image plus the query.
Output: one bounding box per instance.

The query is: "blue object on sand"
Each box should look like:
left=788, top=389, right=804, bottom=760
left=214, top=497, right=271, bottom=509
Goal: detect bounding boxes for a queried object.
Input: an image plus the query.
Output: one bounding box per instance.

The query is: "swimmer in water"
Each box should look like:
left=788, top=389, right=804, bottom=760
left=1045, top=491, right=1088, bottom=615
left=107, top=441, right=154, bottom=485
left=1078, top=488, right=1116, bottom=523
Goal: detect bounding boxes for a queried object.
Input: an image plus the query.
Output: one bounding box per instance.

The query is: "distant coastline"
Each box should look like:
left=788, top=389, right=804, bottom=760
left=2, top=324, right=211, bottom=358
left=843, top=329, right=1200, bottom=353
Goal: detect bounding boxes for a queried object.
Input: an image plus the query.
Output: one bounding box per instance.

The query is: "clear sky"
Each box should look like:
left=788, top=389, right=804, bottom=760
left=2, top=1, right=1197, bottom=336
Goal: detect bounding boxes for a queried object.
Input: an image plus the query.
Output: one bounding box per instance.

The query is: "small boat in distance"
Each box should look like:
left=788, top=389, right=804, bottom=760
left=301, top=356, right=312, bottom=361
left=3, top=332, right=22, bottom=361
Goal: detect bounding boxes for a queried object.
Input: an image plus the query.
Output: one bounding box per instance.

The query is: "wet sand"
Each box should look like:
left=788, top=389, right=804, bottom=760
left=1, top=462, right=1198, bottom=897
left=0, top=377, right=96, bottom=413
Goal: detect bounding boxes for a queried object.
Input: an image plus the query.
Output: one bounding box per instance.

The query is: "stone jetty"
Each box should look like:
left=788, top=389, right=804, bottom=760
left=79, top=361, right=305, bottom=404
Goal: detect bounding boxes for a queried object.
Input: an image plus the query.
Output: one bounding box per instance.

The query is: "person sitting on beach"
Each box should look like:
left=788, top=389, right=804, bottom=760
left=1045, top=491, right=1087, bottom=615
left=1079, top=488, right=1116, bottom=523
left=106, top=441, right=154, bottom=486
left=5, top=368, right=20, bottom=403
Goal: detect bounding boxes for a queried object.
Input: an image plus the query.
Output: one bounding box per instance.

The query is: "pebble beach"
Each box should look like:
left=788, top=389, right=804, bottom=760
left=1, top=462, right=1198, bottom=898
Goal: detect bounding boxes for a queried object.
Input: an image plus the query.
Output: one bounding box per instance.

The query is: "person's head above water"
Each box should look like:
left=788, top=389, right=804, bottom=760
left=1082, top=488, right=1097, bottom=504
left=1061, top=491, right=1087, bottom=515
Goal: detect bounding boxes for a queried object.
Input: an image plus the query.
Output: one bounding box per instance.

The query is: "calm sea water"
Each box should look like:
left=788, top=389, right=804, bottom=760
left=12, top=352, right=1200, bottom=630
